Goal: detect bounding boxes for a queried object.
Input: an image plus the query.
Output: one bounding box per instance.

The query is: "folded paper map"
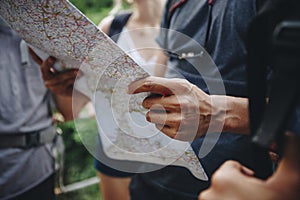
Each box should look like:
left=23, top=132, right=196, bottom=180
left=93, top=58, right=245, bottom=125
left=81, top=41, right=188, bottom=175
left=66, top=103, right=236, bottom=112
left=0, top=0, right=207, bottom=180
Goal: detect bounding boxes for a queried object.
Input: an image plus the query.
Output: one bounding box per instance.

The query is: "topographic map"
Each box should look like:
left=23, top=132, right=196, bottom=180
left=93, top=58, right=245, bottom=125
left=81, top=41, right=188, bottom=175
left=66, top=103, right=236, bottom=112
left=0, top=0, right=207, bottom=180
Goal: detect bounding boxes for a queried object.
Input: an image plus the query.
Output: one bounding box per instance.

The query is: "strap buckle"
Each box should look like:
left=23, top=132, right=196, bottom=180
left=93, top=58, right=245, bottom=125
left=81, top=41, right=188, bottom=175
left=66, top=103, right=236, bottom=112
left=25, top=132, right=41, bottom=148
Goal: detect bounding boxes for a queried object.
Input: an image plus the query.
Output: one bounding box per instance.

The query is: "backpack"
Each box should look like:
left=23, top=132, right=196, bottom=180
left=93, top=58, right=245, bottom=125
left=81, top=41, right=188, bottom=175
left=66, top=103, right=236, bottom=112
left=248, top=0, right=300, bottom=151
left=108, top=12, right=132, bottom=42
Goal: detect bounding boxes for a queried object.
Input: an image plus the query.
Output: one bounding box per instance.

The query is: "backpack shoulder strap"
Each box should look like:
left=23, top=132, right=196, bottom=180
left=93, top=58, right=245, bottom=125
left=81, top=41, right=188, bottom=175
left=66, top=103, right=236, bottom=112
left=165, top=0, right=188, bottom=28
left=166, top=0, right=179, bottom=24
left=108, top=12, right=132, bottom=42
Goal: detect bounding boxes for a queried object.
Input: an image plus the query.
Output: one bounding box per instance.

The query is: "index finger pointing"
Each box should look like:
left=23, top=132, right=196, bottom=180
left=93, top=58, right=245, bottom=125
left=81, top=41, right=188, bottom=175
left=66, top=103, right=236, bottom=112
left=127, top=76, right=174, bottom=96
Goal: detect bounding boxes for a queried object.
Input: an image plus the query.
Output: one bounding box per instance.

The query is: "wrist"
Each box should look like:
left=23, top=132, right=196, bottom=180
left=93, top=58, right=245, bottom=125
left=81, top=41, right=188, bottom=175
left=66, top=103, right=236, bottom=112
left=210, top=95, right=250, bottom=135
left=223, top=96, right=250, bottom=134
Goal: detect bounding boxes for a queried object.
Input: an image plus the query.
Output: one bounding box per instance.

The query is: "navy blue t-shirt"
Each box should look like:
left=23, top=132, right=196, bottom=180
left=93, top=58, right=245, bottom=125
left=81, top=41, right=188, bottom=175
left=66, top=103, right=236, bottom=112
left=130, top=1, right=272, bottom=200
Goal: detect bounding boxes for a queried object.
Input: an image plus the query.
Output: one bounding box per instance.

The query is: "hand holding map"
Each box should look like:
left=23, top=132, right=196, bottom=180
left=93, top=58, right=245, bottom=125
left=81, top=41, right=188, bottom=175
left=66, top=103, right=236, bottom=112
left=0, top=0, right=208, bottom=180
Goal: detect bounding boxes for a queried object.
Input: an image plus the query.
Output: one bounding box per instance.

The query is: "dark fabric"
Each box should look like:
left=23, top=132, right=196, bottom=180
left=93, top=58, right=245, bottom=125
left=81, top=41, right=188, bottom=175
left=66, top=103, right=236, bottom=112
left=94, top=134, right=136, bottom=177
left=157, top=0, right=258, bottom=97
left=130, top=173, right=186, bottom=200
left=94, top=135, right=161, bottom=176
left=10, top=174, right=55, bottom=200
left=94, top=156, right=135, bottom=178
left=248, top=0, right=300, bottom=147
left=108, top=12, right=132, bottom=42
left=131, top=133, right=271, bottom=200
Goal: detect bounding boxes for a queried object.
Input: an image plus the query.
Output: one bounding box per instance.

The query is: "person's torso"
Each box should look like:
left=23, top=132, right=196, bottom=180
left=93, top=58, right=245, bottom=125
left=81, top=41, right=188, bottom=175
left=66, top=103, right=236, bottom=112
left=0, top=25, right=54, bottom=199
left=0, top=26, right=52, bottom=133
left=134, top=1, right=272, bottom=199
left=160, top=0, right=257, bottom=96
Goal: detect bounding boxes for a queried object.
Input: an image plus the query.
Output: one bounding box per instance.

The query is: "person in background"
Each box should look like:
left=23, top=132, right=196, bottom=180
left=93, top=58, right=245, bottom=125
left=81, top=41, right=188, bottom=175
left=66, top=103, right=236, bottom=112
left=94, top=0, right=166, bottom=199
left=0, top=16, right=88, bottom=200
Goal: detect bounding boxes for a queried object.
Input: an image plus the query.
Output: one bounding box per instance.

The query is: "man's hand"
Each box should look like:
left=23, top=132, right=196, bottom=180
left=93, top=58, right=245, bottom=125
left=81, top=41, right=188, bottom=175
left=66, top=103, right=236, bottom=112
left=128, top=76, right=215, bottom=141
left=199, top=160, right=277, bottom=200
left=29, top=48, right=80, bottom=97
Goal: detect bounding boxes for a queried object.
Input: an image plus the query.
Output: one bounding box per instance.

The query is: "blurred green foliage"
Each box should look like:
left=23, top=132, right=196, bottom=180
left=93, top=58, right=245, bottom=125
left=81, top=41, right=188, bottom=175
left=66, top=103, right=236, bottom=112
left=70, top=0, right=113, bottom=24
left=85, top=8, right=111, bottom=25
left=54, top=1, right=119, bottom=199
left=70, top=0, right=113, bottom=12
left=58, top=120, right=96, bottom=184
left=56, top=119, right=101, bottom=200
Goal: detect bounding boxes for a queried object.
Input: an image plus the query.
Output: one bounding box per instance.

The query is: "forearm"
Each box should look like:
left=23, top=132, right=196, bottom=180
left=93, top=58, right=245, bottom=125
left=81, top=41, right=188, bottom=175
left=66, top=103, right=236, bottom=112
left=53, top=95, right=73, bottom=121
left=210, top=95, right=250, bottom=135
left=54, top=90, right=89, bottom=121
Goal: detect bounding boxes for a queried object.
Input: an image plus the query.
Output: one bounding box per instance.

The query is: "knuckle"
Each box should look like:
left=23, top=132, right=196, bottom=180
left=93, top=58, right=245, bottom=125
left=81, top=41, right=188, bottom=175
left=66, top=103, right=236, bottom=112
left=67, top=78, right=75, bottom=85
left=179, top=99, right=190, bottom=109
left=166, top=132, right=176, bottom=139
left=142, top=99, right=150, bottom=108
left=224, top=160, right=238, bottom=166
left=155, top=124, right=163, bottom=131
left=178, top=80, right=193, bottom=93
left=198, top=191, right=207, bottom=200
left=143, top=79, right=155, bottom=89
left=179, top=78, right=189, bottom=85
left=169, top=117, right=179, bottom=126
left=146, top=112, right=151, bottom=122
left=180, top=118, right=188, bottom=127
left=211, top=169, right=233, bottom=189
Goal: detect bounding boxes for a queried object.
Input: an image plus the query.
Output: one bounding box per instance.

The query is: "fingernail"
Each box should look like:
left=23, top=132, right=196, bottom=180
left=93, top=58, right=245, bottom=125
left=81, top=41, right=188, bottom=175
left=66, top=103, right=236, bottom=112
left=49, top=67, right=56, bottom=74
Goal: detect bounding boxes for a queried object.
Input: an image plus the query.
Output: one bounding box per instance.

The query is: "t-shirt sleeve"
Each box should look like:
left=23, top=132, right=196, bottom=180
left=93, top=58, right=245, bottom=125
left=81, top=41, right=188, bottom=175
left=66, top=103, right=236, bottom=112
left=155, top=1, right=169, bottom=49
